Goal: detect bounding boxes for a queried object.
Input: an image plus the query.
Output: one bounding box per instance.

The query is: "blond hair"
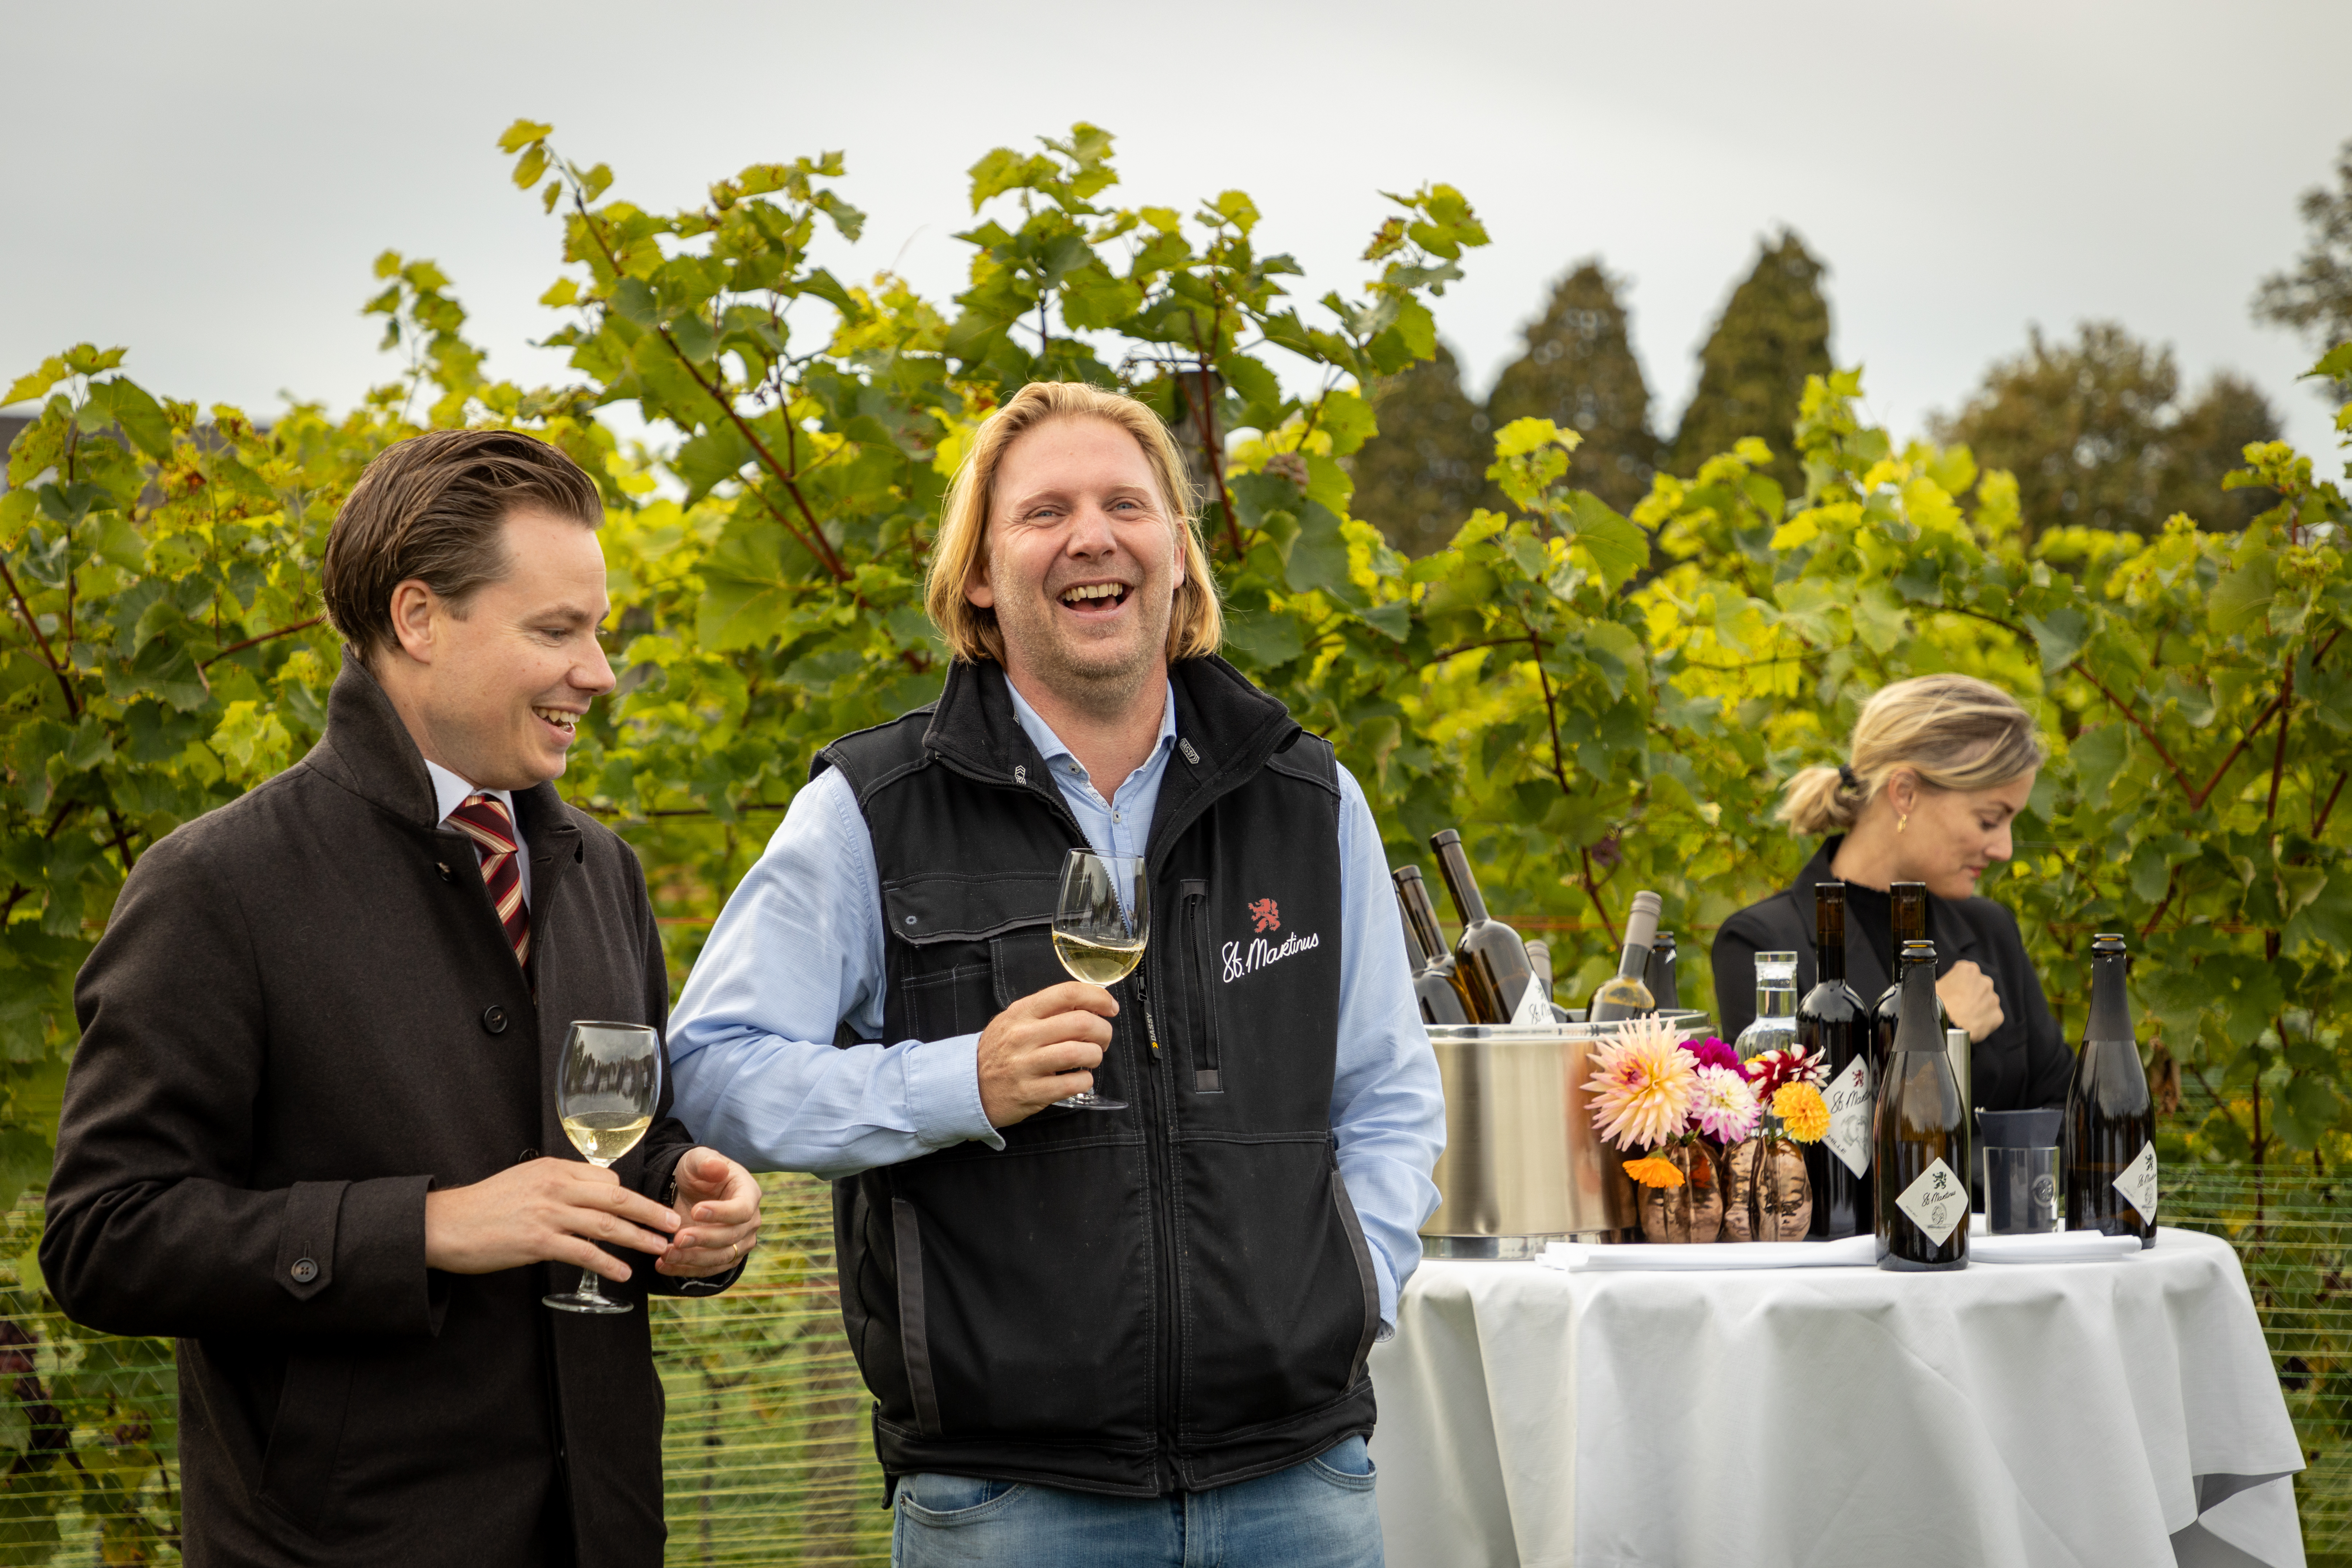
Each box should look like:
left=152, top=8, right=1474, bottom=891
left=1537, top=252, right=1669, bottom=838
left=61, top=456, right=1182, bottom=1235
left=923, top=382, right=1223, bottom=665
left=1778, top=674, right=2046, bottom=835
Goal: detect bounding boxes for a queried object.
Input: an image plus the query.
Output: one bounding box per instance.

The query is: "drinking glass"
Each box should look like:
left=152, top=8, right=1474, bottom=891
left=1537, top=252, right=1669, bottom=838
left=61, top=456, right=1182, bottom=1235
left=544, top=1020, right=662, bottom=1314
left=1052, top=849, right=1145, bottom=1111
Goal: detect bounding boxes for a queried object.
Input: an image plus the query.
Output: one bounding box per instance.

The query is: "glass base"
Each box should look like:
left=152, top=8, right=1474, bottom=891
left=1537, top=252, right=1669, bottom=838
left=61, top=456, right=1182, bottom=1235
left=1053, top=1092, right=1127, bottom=1111
left=544, top=1289, right=635, bottom=1314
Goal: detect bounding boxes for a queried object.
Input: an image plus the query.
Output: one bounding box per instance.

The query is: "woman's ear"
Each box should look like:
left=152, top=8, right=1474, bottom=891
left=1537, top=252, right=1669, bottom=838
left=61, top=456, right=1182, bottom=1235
left=1884, top=766, right=1921, bottom=819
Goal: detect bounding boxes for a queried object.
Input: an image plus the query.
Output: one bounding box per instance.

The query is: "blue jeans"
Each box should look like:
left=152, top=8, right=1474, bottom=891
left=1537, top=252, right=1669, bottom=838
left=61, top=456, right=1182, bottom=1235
left=891, top=1436, right=1384, bottom=1568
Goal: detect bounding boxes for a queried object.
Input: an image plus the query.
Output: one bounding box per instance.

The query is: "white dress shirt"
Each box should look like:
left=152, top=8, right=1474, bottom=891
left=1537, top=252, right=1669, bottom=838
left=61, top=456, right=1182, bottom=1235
left=424, top=760, right=531, bottom=908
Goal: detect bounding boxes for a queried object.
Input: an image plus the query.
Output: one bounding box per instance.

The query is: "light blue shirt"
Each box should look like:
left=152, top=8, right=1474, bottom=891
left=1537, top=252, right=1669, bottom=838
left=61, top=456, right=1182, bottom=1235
left=667, top=678, right=1445, bottom=1330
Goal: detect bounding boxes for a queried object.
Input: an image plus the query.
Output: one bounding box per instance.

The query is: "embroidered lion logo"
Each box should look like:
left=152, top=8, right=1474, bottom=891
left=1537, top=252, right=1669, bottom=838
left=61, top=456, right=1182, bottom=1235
left=1248, top=898, right=1280, bottom=933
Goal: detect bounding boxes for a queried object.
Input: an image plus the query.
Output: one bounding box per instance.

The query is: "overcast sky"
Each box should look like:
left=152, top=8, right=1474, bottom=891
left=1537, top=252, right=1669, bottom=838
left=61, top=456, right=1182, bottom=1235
left=6, top=1, right=2347, bottom=461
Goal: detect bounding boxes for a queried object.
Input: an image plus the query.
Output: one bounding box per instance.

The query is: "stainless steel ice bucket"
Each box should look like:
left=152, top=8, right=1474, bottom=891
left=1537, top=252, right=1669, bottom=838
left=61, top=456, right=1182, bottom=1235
left=1421, top=1012, right=1710, bottom=1259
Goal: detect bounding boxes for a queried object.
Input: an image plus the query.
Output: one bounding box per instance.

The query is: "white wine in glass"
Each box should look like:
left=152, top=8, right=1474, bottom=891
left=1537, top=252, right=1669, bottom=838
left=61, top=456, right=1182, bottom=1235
left=1053, top=849, right=1145, bottom=1111
left=544, top=1020, right=662, bottom=1315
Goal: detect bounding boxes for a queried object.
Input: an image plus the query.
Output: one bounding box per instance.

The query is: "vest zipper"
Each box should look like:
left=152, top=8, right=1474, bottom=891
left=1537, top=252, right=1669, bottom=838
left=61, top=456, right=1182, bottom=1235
left=1141, top=942, right=1184, bottom=1490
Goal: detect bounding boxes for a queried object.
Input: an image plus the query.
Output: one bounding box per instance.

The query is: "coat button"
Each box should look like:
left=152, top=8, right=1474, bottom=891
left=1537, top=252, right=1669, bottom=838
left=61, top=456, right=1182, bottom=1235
left=437, top=862, right=454, bottom=882
left=481, top=1006, right=508, bottom=1035
left=518, top=1148, right=540, bottom=1164
left=289, top=1258, right=319, bottom=1284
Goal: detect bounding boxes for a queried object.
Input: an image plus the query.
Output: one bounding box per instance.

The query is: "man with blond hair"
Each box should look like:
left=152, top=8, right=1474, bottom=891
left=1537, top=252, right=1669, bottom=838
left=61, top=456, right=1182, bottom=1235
left=669, top=382, right=1442, bottom=1565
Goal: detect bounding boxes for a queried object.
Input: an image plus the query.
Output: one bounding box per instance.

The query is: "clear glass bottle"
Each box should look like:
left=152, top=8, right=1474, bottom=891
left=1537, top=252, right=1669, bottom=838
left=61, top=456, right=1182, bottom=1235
left=1734, top=951, right=1801, bottom=1064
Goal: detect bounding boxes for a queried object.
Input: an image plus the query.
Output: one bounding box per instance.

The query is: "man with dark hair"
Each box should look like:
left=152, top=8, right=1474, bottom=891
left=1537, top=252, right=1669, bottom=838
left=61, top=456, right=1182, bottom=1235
left=42, top=428, right=763, bottom=1568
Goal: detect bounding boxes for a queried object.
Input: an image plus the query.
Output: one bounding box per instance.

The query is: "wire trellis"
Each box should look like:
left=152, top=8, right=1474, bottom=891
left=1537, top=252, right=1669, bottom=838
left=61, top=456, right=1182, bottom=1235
left=0, top=1165, right=2342, bottom=1565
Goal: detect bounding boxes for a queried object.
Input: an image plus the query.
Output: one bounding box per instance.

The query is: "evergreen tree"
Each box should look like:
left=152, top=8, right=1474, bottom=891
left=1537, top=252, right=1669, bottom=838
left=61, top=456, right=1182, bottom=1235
left=2253, top=135, right=2352, bottom=399
left=1929, top=321, right=2282, bottom=541
left=1668, top=231, right=1833, bottom=494
left=1348, top=341, right=1491, bottom=557
left=1485, top=260, right=1658, bottom=515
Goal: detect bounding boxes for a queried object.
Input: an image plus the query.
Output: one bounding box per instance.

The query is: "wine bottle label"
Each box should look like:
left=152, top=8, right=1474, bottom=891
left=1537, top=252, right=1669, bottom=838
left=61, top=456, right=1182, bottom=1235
left=1824, top=1056, right=1871, bottom=1177
left=1894, top=1158, right=1966, bottom=1246
left=1509, top=977, right=1553, bottom=1027
left=2113, top=1142, right=2159, bottom=1224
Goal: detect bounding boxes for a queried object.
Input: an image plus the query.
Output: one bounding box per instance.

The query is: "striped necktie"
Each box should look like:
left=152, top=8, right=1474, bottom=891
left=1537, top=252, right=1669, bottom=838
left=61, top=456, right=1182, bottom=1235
left=447, top=792, right=531, bottom=968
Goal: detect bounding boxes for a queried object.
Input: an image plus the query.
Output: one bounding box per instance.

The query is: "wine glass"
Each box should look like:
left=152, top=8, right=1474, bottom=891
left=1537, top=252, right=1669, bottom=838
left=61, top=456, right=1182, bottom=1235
left=544, top=1020, right=662, bottom=1315
left=1051, top=849, right=1145, bottom=1111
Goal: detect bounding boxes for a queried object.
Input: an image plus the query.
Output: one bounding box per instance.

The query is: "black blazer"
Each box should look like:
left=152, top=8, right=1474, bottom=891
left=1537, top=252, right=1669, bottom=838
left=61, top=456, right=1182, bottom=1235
left=1710, top=837, right=2074, bottom=1113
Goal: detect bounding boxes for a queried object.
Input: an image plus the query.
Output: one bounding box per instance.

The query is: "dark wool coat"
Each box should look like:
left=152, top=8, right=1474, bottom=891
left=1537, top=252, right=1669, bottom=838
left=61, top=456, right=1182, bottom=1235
left=1710, top=836, right=2076, bottom=1113
left=42, top=653, right=727, bottom=1568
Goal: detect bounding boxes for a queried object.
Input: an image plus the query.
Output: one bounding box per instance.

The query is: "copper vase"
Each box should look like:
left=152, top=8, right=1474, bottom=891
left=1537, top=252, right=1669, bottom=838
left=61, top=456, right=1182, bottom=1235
left=1636, top=1142, right=1724, bottom=1244
left=1721, top=1135, right=1813, bottom=1241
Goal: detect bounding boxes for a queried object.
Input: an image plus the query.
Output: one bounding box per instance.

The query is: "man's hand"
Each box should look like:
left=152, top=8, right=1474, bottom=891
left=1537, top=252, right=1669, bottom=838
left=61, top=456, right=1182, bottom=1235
left=978, top=981, right=1118, bottom=1127
left=424, top=1159, right=680, bottom=1284
left=1936, top=960, right=2005, bottom=1044
left=656, top=1148, right=762, bottom=1279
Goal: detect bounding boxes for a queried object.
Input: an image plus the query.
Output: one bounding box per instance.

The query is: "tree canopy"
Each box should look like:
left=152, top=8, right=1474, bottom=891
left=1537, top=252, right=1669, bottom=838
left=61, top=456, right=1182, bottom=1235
left=1930, top=322, right=2281, bottom=542
left=1485, top=261, right=1657, bottom=516
left=1347, top=342, right=1491, bottom=559
left=2255, top=135, right=2352, bottom=399
left=1668, top=231, right=1832, bottom=493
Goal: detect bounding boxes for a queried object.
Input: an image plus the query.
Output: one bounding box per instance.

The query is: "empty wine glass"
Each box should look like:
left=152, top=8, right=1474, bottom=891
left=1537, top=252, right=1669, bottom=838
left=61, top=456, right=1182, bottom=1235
left=1051, top=850, right=1145, bottom=1111
left=543, top=1020, right=661, bottom=1315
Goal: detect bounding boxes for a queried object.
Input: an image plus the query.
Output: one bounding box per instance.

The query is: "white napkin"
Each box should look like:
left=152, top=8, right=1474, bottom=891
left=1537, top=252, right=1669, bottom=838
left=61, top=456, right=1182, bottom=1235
left=1969, top=1229, right=2145, bottom=1263
left=1541, top=1234, right=1879, bottom=1271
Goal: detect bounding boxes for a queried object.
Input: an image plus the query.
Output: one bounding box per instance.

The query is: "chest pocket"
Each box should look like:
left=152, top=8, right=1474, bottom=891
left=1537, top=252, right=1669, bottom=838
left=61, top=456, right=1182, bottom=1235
left=883, top=872, right=1063, bottom=1041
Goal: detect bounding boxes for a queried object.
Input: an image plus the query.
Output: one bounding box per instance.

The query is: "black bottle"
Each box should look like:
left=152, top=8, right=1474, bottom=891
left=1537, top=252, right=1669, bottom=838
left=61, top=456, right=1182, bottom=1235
left=1646, top=932, right=1680, bottom=1013
left=1875, top=939, right=1969, bottom=1271
left=1800, top=883, right=1873, bottom=1240
left=2063, top=933, right=2157, bottom=1248
left=1393, top=868, right=1474, bottom=1027
left=1869, top=882, right=1942, bottom=1078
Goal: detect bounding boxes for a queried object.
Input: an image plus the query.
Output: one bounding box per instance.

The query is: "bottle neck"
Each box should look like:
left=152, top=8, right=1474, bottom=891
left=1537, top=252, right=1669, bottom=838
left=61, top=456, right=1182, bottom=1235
left=1434, top=839, right=1489, bottom=925
left=1615, top=941, right=1653, bottom=982
left=2086, top=951, right=2133, bottom=1043
left=1756, top=981, right=1797, bottom=1019
left=1398, top=877, right=1450, bottom=963
left=1891, top=886, right=1928, bottom=945
left=1814, top=899, right=1847, bottom=980
left=1396, top=903, right=1431, bottom=968
left=1894, top=959, right=1946, bottom=1052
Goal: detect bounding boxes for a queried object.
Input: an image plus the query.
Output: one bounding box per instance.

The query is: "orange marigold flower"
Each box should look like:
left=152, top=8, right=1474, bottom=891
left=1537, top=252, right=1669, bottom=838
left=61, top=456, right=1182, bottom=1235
left=1624, top=1155, right=1687, bottom=1190
left=1772, top=1082, right=1830, bottom=1143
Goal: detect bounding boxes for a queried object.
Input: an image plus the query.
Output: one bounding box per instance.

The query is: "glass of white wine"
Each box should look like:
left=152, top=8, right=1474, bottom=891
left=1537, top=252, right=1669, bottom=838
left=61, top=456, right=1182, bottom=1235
left=543, top=1019, right=662, bottom=1315
left=1051, top=849, right=1145, bottom=1111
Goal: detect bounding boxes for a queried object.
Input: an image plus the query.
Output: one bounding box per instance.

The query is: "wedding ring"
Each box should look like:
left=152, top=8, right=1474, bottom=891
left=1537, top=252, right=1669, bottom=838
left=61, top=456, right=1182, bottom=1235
left=729, top=1240, right=741, bottom=1264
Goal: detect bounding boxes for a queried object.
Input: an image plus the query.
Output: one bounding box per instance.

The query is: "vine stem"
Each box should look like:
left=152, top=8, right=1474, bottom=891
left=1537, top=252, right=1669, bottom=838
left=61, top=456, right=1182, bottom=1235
left=2264, top=663, right=2295, bottom=822
left=202, top=615, right=326, bottom=667
left=2314, top=771, right=2348, bottom=840
left=1185, top=320, right=1243, bottom=560
left=567, top=182, right=852, bottom=585
left=0, top=555, right=80, bottom=719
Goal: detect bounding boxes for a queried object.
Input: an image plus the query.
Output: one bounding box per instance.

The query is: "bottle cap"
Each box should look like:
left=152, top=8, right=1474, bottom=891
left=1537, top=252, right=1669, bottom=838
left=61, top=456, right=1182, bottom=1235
left=1392, top=866, right=1423, bottom=886
left=1431, top=829, right=1462, bottom=850
left=1624, top=890, right=1663, bottom=949
left=2091, top=932, right=2128, bottom=955
left=1900, top=938, right=1936, bottom=963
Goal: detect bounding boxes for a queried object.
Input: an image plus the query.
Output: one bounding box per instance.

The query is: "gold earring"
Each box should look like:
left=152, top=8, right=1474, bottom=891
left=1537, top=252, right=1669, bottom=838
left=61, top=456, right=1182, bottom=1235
left=1898, top=812, right=1909, bottom=835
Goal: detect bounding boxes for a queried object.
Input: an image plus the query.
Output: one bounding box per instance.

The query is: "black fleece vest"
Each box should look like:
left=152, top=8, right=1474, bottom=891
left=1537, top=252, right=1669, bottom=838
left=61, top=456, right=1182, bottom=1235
left=816, top=658, right=1379, bottom=1496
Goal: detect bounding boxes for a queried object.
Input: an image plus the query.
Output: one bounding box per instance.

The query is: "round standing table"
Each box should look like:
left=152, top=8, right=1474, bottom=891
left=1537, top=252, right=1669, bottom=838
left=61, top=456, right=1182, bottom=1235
left=1368, top=1227, right=2303, bottom=1567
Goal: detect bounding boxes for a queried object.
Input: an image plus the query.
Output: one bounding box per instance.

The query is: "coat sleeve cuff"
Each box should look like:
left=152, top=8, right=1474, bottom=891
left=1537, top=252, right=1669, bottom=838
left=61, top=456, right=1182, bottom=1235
left=281, top=1174, right=440, bottom=1336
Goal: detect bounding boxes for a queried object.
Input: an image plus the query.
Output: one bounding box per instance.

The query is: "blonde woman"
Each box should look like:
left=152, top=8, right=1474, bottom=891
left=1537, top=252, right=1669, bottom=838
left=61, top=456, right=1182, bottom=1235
left=1711, top=674, right=2072, bottom=1113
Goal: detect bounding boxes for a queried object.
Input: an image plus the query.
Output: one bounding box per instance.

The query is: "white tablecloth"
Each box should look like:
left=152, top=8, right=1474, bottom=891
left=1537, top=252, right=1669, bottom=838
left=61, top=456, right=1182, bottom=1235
left=1368, top=1227, right=2305, bottom=1567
